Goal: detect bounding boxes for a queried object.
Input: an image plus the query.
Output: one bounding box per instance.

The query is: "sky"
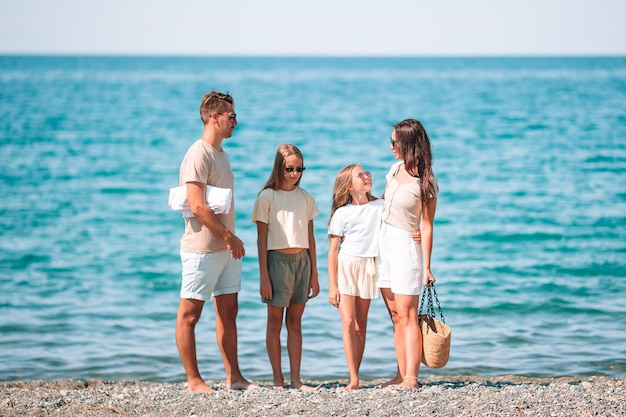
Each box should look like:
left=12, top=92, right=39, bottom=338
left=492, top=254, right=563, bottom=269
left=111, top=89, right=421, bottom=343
left=0, top=0, right=624, bottom=56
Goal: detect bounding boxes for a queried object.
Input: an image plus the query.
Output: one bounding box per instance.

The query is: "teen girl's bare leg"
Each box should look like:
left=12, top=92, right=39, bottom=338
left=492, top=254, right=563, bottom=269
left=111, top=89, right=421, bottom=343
left=266, top=304, right=286, bottom=388
left=285, top=303, right=315, bottom=390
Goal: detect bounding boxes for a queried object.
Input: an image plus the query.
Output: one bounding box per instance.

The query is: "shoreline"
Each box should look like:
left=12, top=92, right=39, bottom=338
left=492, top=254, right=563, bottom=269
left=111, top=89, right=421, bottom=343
left=1, top=376, right=624, bottom=416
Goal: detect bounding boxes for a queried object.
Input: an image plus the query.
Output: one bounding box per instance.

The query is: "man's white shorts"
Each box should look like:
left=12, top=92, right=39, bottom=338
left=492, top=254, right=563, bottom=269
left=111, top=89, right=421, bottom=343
left=180, top=251, right=241, bottom=300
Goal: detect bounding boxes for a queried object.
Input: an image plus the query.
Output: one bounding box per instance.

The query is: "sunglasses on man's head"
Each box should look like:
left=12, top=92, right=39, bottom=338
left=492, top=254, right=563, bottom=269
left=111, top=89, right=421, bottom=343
left=285, top=166, right=306, bottom=173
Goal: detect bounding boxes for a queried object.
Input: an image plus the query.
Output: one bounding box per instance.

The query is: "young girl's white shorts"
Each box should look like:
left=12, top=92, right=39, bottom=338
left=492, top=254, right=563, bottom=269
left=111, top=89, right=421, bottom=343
left=337, top=253, right=379, bottom=299
left=376, top=222, right=423, bottom=295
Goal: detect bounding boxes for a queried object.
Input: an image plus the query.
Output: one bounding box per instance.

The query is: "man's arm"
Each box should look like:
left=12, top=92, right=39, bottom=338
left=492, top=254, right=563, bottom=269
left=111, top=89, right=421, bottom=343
left=186, top=181, right=245, bottom=259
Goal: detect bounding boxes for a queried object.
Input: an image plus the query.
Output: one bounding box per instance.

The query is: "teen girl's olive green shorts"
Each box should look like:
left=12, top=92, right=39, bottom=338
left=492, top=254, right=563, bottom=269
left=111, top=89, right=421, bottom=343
left=263, top=250, right=311, bottom=307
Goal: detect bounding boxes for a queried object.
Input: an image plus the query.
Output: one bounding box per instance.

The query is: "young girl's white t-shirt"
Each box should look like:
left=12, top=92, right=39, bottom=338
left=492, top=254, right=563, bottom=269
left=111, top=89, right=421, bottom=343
left=328, top=199, right=384, bottom=258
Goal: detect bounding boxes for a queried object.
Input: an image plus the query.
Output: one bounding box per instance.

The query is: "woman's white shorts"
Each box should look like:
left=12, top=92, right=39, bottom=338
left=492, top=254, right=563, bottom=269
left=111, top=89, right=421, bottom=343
left=376, top=222, right=423, bottom=295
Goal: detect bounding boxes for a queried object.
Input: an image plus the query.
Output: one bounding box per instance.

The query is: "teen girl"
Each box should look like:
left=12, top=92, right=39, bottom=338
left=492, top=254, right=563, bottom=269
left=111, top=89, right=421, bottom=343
left=252, top=144, right=320, bottom=389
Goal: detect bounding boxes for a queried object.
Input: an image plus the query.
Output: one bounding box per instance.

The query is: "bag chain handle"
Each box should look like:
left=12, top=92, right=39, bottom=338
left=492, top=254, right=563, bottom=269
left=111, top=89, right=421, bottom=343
left=419, top=285, right=446, bottom=324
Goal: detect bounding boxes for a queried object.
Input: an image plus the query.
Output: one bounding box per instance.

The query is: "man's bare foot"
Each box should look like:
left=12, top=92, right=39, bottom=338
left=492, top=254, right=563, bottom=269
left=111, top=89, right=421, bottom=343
left=228, top=380, right=260, bottom=391
left=272, top=377, right=285, bottom=390
left=187, top=380, right=215, bottom=393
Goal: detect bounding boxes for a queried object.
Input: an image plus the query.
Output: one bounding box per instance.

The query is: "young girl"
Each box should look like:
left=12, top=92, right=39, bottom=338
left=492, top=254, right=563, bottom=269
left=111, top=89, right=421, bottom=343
left=327, top=164, right=383, bottom=390
left=252, top=144, right=320, bottom=390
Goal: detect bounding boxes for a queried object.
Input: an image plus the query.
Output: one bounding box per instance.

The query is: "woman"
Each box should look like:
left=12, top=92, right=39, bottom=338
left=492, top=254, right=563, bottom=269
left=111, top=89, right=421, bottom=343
left=377, top=119, right=439, bottom=389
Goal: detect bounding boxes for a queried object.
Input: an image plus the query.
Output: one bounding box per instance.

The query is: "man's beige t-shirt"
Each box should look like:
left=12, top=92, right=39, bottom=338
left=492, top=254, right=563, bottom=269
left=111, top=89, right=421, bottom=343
left=179, top=139, right=235, bottom=253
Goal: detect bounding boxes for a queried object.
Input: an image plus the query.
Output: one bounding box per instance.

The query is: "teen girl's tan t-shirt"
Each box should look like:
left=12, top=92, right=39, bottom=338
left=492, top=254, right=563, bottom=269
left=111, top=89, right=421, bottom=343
left=179, top=140, right=235, bottom=253
left=251, top=187, right=319, bottom=250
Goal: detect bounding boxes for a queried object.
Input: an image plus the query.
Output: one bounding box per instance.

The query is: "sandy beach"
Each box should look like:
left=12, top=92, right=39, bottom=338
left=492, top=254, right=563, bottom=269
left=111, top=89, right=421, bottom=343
left=1, top=376, right=623, bottom=417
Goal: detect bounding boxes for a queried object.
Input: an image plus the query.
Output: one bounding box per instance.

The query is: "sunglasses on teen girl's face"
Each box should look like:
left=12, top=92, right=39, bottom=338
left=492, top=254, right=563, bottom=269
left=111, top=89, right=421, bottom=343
left=355, top=171, right=372, bottom=180
left=285, top=166, right=306, bottom=173
left=390, top=137, right=397, bottom=148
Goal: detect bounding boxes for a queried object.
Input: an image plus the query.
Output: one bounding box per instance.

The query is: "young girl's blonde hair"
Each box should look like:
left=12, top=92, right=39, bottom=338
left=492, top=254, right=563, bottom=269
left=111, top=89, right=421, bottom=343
left=328, top=164, right=377, bottom=226
left=260, top=144, right=305, bottom=192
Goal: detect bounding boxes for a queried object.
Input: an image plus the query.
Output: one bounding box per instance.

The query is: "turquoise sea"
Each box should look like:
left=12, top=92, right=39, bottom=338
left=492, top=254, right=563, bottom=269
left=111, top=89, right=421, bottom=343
left=1, top=56, right=625, bottom=383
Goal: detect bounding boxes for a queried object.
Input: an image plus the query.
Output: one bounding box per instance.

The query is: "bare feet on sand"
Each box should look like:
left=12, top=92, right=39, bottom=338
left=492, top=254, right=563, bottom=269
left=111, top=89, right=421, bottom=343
left=343, top=381, right=360, bottom=390
left=187, top=381, right=215, bottom=393
left=272, top=378, right=285, bottom=390
left=227, top=380, right=260, bottom=391
left=292, top=382, right=318, bottom=391
left=379, top=376, right=403, bottom=388
left=398, top=376, right=419, bottom=389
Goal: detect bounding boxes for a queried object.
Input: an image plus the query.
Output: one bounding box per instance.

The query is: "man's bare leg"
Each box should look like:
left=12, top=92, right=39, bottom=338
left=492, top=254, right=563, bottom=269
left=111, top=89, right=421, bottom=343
left=214, top=293, right=258, bottom=390
left=176, top=298, right=214, bottom=393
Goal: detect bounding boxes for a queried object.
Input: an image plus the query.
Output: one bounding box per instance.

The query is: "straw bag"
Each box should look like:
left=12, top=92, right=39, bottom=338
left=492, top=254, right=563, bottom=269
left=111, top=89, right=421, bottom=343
left=418, top=284, right=451, bottom=368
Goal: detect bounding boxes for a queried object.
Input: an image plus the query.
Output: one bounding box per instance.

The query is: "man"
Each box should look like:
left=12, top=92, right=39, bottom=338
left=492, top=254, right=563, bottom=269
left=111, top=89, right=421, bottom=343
left=175, top=90, right=255, bottom=392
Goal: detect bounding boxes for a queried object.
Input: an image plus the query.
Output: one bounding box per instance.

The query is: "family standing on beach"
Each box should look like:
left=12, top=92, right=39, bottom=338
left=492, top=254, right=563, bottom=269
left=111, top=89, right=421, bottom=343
left=173, top=91, right=438, bottom=392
